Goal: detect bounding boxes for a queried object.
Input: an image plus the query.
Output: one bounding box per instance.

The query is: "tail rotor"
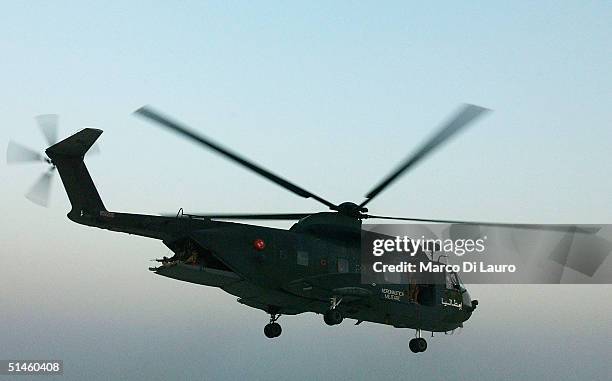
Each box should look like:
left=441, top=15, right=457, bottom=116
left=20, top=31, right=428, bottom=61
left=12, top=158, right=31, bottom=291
left=7, top=114, right=60, bottom=207
left=7, top=114, right=99, bottom=207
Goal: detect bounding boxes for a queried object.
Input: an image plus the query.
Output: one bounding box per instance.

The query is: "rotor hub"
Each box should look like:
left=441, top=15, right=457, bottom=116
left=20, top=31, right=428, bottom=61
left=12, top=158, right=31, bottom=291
left=335, top=202, right=367, bottom=217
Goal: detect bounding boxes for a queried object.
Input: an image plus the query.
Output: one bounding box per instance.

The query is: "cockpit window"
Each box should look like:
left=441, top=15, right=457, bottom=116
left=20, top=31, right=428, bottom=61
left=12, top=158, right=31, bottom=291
left=446, top=271, right=462, bottom=290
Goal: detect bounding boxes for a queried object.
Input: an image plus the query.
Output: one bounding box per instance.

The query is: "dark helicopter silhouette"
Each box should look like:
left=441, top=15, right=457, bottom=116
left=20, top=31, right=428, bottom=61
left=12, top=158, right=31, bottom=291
left=9, top=105, right=497, bottom=353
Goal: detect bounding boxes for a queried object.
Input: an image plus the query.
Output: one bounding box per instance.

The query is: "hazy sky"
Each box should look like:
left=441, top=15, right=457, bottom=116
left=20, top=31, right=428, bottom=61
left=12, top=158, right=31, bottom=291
left=1, top=2, right=611, bottom=380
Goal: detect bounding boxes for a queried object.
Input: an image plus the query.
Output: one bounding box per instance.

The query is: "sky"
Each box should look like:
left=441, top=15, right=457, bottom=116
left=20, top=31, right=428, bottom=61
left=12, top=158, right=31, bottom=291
left=0, top=1, right=611, bottom=380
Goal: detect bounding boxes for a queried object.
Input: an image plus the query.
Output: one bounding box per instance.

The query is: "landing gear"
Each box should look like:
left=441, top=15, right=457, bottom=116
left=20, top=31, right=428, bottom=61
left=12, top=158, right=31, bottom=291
left=323, top=296, right=343, bottom=326
left=264, top=313, right=282, bottom=338
left=409, top=329, right=427, bottom=353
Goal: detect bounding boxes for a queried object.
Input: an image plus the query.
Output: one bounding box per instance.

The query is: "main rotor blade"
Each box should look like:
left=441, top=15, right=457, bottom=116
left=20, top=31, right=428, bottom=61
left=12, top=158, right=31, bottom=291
left=135, top=106, right=337, bottom=210
left=36, top=114, right=59, bottom=146
left=360, top=104, right=490, bottom=207
left=166, top=212, right=314, bottom=220
left=25, top=170, right=54, bottom=207
left=7, top=141, right=43, bottom=164
left=364, top=214, right=599, bottom=233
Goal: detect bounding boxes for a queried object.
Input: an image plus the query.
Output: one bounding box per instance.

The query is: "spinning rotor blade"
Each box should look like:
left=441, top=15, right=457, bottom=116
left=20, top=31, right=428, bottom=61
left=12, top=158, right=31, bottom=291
left=364, top=214, right=598, bottom=233
left=87, top=143, right=101, bottom=156
left=360, top=104, right=490, bottom=207
left=36, top=114, right=59, bottom=146
left=7, top=141, right=43, bottom=164
left=166, top=212, right=313, bottom=220
left=135, top=106, right=337, bottom=210
left=25, top=170, right=54, bottom=207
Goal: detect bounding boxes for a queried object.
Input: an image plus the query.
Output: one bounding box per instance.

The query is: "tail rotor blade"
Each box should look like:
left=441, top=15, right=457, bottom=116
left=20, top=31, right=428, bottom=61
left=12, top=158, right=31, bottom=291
left=87, top=143, right=101, bottom=156
left=7, top=141, right=43, bottom=164
left=25, top=170, right=54, bottom=207
left=36, top=114, right=59, bottom=146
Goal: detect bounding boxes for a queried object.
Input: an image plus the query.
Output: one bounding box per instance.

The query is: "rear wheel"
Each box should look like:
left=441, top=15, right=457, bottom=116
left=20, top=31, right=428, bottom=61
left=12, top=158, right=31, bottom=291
left=264, top=322, right=282, bottom=338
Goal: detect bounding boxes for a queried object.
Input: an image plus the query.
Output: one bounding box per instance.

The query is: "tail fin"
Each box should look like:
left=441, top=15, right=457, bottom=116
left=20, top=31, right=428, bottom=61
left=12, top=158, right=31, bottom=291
left=46, top=128, right=106, bottom=218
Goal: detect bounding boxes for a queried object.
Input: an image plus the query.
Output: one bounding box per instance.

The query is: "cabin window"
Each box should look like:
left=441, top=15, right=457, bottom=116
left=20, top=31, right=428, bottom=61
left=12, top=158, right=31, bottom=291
left=279, top=249, right=287, bottom=260
left=337, top=258, right=349, bottom=273
left=297, top=250, right=309, bottom=266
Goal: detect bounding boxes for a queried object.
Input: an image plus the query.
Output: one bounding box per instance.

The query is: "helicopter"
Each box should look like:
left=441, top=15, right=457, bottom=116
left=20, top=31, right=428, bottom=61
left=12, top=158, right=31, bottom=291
left=8, top=104, right=500, bottom=353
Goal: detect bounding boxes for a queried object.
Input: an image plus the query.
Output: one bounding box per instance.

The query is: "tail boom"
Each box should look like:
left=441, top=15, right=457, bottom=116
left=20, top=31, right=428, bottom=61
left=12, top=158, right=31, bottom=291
left=45, top=128, right=193, bottom=241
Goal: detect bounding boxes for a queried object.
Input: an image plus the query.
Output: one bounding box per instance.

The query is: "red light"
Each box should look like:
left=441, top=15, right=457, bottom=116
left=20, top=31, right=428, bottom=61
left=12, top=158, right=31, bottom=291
left=253, top=238, right=266, bottom=251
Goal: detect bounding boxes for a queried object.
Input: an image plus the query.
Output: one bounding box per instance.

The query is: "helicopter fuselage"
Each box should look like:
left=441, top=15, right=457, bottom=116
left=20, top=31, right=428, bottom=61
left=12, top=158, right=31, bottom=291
left=72, top=209, right=475, bottom=333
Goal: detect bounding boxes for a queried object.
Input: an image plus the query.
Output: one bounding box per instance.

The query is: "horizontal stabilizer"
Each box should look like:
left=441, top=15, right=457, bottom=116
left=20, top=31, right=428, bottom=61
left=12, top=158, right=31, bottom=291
left=46, top=128, right=102, bottom=159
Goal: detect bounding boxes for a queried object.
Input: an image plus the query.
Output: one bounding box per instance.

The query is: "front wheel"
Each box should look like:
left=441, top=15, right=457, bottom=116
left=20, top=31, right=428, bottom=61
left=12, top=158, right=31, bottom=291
left=323, top=309, right=343, bottom=326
